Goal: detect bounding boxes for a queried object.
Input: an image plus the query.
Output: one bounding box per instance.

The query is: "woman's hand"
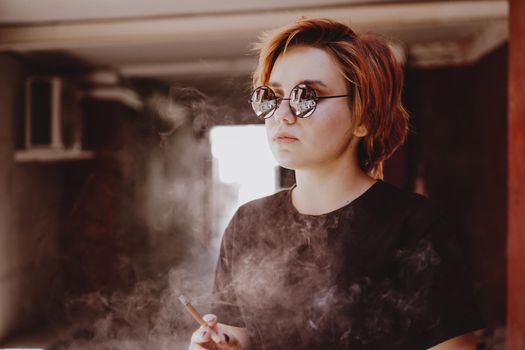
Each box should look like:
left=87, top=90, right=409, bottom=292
left=188, top=314, right=245, bottom=350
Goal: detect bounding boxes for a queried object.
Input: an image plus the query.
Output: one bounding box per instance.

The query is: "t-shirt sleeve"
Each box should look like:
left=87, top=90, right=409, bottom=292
left=409, top=214, right=485, bottom=349
left=210, top=212, right=246, bottom=328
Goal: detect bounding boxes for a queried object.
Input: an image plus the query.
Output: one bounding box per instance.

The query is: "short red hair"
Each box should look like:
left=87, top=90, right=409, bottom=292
left=252, top=18, right=409, bottom=180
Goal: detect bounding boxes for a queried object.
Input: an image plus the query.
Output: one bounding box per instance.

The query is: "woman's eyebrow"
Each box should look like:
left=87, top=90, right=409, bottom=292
left=300, top=80, right=328, bottom=87
left=268, top=80, right=328, bottom=88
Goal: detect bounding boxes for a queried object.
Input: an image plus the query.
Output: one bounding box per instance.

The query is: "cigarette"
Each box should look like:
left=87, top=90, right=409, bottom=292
left=179, top=294, right=222, bottom=344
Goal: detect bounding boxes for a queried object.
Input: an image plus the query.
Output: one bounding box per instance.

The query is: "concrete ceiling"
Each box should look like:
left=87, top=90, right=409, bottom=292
left=0, top=0, right=509, bottom=81
left=0, top=0, right=391, bottom=24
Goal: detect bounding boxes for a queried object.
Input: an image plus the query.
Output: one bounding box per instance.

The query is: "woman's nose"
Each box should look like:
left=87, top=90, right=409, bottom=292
left=273, top=101, right=297, bottom=125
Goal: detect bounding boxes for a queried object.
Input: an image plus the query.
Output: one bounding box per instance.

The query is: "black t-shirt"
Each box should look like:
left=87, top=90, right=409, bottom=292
left=212, top=180, right=484, bottom=349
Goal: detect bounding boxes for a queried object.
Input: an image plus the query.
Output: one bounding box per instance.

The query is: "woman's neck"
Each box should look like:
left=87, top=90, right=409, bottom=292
left=292, top=163, right=377, bottom=215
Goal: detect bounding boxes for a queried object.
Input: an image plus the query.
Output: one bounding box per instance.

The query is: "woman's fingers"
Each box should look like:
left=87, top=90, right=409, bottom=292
left=203, top=314, right=218, bottom=330
left=202, top=314, right=222, bottom=344
left=190, top=327, right=214, bottom=349
left=188, top=314, right=220, bottom=350
left=189, top=315, right=241, bottom=350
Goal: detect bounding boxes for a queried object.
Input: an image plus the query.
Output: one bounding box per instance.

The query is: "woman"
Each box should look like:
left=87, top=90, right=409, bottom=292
left=189, top=18, right=483, bottom=349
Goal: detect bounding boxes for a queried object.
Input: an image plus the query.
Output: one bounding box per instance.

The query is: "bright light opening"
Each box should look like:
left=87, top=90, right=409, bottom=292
left=210, top=125, right=279, bottom=232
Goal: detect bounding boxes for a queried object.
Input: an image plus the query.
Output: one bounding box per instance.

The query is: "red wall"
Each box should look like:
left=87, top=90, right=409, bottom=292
left=404, top=44, right=508, bottom=329
left=507, top=0, right=525, bottom=348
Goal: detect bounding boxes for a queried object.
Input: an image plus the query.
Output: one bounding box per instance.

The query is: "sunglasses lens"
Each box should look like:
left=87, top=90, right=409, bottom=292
left=250, top=86, right=277, bottom=119
left=290, top=84, right=317, bottom=118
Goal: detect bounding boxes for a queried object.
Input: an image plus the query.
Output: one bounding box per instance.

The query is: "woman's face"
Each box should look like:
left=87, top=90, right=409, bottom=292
left=265, top=45, right=357, bottom=171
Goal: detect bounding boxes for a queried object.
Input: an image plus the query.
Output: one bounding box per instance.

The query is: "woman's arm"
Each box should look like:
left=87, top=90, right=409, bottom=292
left=428, top=332, right=477, bottom=350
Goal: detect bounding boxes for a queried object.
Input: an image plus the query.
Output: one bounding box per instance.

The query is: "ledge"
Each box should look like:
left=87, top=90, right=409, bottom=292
left=14, top=149, right=95, bottom=163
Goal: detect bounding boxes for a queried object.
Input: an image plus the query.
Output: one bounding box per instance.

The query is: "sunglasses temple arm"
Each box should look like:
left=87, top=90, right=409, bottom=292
left=317, top=94, right=351, bottom=100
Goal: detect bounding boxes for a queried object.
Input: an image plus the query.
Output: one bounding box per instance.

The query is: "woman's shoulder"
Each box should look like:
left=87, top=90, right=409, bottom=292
left=355, top=181, right=458, bottom=248
left=234, top=187, right=292, bottom=217
left=375, top=180, right=437, bottom=209
left=223, top=188, right=292, bottom=243
left=375, top=181, right=447, bottom=227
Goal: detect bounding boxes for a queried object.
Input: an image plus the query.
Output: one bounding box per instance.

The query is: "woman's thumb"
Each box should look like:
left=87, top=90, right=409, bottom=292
left=202, top=314, right=218, bottom=330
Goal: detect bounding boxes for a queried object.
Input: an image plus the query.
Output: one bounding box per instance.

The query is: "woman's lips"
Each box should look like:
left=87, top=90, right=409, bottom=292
left=274, top=134, right=299, bottom=143
left=273, top=137, right=299, bottom=143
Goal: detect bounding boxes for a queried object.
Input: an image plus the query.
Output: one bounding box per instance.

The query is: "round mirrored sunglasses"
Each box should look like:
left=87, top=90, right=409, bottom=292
left=249, top=84, right=350, bottom=120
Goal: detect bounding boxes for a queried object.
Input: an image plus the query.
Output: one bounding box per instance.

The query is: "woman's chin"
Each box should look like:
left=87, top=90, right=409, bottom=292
left=271, top=148, right=310, bottom=170
left=274, top=157, right=302, bottom=170
left=277, top=163, right=297, bottom=171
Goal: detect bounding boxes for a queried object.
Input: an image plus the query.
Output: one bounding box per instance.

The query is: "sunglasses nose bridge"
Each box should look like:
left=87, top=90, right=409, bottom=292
left=272, top=97, right=297, bottom=123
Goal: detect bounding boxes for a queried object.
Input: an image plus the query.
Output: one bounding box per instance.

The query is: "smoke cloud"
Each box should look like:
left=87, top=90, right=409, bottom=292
left=48, top=84, right=237, bottom=349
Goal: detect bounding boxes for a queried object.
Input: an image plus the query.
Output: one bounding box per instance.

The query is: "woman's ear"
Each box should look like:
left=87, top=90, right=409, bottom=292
left=353, top=125, right=368, bottom=137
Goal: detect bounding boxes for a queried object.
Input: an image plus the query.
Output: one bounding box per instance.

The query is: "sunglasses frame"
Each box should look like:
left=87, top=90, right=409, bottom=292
left=249, top=83, right=350, bottom=119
